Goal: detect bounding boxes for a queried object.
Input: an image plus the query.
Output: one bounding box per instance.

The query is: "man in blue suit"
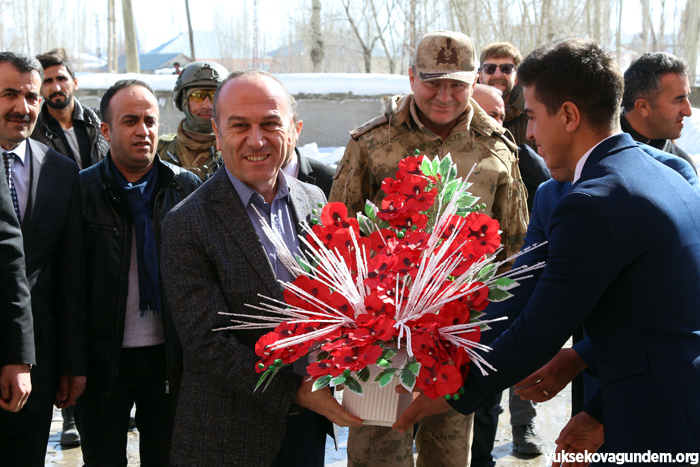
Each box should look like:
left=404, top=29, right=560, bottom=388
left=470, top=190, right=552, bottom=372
left=394, top=39, right=700, bottom=459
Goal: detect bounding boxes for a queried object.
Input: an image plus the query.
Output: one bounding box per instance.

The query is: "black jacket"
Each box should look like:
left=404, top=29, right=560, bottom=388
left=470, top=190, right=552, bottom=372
left=31, top=98, right=109, bottom=169
left=79, top=154, right=201, bottom=395
left=620, top=112, right=697, bottom=175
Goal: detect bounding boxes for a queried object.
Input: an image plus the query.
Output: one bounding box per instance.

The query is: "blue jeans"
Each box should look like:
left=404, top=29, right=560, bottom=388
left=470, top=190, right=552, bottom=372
left=76, top=344, right=179, bottom=467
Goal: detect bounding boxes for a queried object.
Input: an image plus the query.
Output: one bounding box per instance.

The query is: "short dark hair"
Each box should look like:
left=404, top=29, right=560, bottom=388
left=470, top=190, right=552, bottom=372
left=517, top=39, right=623, bottom=132
left=100, top=79, right=155, bottom=125
left=36, top=48, right=75, bottom=78
left=212, top=70, right=291, bottom=127
left=480, top=42, right=523, bottom=66
left=0, top=51, right=44, bottom=81
left=622, top=52, right=689, bottom=111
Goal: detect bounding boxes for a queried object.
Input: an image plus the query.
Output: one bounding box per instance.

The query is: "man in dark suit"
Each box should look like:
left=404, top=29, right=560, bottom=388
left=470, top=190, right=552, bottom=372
left=0, top=51, right=86, bottom=466
left=282, top=95, right=335, bottom=197
left=161, top=70, right=361, bottom=467
left=0, top=171, right=34, bottom=414
left=394, top=39, right=700, bottom=457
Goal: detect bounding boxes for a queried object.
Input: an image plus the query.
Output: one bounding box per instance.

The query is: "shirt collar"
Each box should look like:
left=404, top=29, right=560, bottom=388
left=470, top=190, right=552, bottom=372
left=1, top=139, right=28, bottom=166
left=282, top=148, right=300, bottom=179
left=573, top=134, right=619, bottom=183
left=225, top=167, right=291, bottom=206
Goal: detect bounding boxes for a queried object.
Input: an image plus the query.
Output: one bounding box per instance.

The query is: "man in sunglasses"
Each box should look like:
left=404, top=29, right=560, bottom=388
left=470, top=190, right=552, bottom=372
left=478, top=43, right=536, bottom=153
left=476, top=42, right=544, bottom=459
left=158, top=61, right=229, bottom=181
left=330, top=30, right=528, bottom=467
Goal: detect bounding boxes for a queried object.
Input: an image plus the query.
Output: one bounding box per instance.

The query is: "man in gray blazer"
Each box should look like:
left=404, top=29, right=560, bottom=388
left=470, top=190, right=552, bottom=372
left=161, top=70, right=361, bottom=467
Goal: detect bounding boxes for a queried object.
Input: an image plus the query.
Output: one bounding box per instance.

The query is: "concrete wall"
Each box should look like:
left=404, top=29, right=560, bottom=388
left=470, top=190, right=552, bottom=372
left=75, top=89, right=392, bottom=147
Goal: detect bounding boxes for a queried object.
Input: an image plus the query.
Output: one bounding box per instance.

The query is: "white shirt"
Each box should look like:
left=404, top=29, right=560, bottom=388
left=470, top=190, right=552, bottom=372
left=573, top=134, right=620, bottom=184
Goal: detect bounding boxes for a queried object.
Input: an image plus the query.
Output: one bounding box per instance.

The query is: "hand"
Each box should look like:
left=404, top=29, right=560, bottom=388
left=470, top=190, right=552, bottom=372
left=294, top=378, right=363, bottom=427
left=515, top=348, right=586, bottom=402
left=391, top=387, right=451, bottom=434
left=554, top=411, right=604, bottom=467
left=54, top=375, right=86, bottom=408
left=0, top=364, right=32, bottom=412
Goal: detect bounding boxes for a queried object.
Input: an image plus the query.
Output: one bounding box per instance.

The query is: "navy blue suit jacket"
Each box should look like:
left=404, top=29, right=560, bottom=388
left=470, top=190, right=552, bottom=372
left=451, top=133, right=700, bottom=454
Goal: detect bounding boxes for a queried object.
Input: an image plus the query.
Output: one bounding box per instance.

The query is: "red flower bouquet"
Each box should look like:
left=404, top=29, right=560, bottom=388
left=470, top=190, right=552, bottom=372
left=222, top=153, right=542, bottom=407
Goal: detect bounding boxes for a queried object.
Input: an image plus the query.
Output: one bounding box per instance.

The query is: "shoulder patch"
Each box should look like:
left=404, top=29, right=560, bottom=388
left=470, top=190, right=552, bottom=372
left=350, top=114, right=389, bottom=140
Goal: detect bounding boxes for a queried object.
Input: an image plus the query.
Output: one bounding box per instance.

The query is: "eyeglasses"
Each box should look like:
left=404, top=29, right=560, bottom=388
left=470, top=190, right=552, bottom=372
left=189, top=89, right=216, bottom=103
left=479, top=63, right=517, bottom=75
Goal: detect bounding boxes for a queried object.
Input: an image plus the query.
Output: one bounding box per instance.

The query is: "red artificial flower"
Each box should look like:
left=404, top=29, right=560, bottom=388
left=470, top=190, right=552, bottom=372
left=399, top=174, right=437, bottom=212
left=284, top=276, right=331, bottom=315
left=255, top=331, right=287, bottom=372
left=365, top=254, right=398, bottom=289
left=364, top=290, right=396, bottom=318
left=333, top=343, right=383, bottom=372
left=460, top=282, right=490, bottom=312
left=396, top=155, right=426, bottom=179
left=351, top=314, right=397, bottom=342
left=415, top=362, right=463, bottom=398
left=385, top=210, right=428, bottom=231
left=320, top=202, right=349, bottom=227
left=464, top=213, right=501, bottom=256
left=380, top=193, right=406, bottom=214
left=369, top=229, right=398, bottom=255
left=393, top=249, right=422, bottom=278
left=381, top=177, right=401, bottom=195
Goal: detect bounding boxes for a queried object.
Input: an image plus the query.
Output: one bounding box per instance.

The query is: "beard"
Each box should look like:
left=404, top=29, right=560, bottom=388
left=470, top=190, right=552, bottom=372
left=46, top=92, right=72, bottom=110
left=486, top=77, right=514, bottom=96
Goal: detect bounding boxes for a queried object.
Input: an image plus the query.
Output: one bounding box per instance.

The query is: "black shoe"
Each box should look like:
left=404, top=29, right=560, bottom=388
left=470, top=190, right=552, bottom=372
left=512, top=424, right=542, bottom=455
left=60, top=407, right=81, bottom=447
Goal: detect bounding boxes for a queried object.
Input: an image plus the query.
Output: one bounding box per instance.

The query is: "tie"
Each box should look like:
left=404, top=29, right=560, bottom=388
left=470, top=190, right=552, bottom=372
left=3, top=152, right=21, bottom=223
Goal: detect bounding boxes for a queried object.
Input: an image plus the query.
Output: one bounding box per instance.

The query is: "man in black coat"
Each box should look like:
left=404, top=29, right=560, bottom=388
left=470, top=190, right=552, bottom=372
left=0, top=52, right=87, bottom=467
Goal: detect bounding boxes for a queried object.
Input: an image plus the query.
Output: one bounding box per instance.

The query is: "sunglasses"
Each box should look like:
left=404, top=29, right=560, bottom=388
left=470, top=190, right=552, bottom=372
left=479, top=63, right=517, bottom=75
left=189, top=89, right=216, bottom=102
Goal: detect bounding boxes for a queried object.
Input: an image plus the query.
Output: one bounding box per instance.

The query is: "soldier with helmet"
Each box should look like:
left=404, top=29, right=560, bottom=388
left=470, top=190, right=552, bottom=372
left=158, top=61, right=229, bottom=181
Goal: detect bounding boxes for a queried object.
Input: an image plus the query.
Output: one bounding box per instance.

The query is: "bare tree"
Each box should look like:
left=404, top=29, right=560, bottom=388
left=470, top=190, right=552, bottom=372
left=684, top=0, right=699, bottom=86
left=341, top=0, right=379, bottom=73
left=310, top=0, right=324, bottom=72
left=122, top=0, right=139, bottom=72
left=185, top=0, right=196, bottom=60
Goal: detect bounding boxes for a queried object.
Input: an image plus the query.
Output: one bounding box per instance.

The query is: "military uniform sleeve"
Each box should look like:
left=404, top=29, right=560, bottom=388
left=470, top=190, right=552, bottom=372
left=491, top=148, right=529, bottom=272
left=328, top=138, right=370, bottom=217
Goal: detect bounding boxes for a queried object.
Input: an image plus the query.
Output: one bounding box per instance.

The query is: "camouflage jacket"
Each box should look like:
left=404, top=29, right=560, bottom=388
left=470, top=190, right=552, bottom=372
left=157, top=120, right=222, bottom=182
left=329, top=92, right=529, bottom=264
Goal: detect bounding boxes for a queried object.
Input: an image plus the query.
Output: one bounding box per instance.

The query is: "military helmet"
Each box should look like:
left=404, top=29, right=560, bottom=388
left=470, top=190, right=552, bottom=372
left=173, top=61, right=229, bottom=111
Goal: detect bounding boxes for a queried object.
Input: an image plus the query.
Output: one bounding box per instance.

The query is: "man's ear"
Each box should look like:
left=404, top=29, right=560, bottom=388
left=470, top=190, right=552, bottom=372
left=634, top=98, right=651, bottom=118
left=74, top=77, right=79, bottom=91
left=408, top=67, right=415, bottom=90
left=561, top=102, right=581, bottom=133
left=295, top=120, right=303, bottom=138
left=211, top=119, right=221, bottom=151
left=100, top=121, right=110, bottom=142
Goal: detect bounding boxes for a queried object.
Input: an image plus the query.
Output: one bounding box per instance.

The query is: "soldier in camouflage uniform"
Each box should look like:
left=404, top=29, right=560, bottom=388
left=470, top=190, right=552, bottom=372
left=158, top=61, right=229, bottom=181
left=329, top=31, right=529, bottom=467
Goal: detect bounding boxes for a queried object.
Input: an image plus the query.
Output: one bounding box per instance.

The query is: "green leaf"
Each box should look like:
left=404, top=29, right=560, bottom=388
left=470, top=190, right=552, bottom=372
left=456, top=193, right=477, bottom=210
left=357, top=367, right=370, bottom=383
left=488, top=287, right=513, bottom=302
left=377, top=371, right=394, bottom=388
left=469, top=309, right=486, bottom=321
left=364, top=200, right=378, bottom=220
left=254, top=369, right=272, bottom=392
left=344, top=376, right=363, bottom=395
left=400, top=367, right=416, bottom=390
left=421, top=158, right=432, bottom=176
left=358, top=214, right=375, bottom=236
left=408, top=361, right=421, bottom=376
left=376, top=358, right=391, bottom=368
left=316, top=351, right=329, bottom=362
left=381, top=348, right=398, bottom=360
left=476, top=264, right=496, bottom=282
left=296, top=257, right=312, bottom=274
left=440, top=179, right=461, bottom=205
left=431, top=158, right=440, bottom=176
left=312, top=375, right=332, bottom=391
left=492, top=277, right=517, bottom=289
left=331, top=375, right=346, bottom=386
left=438, top=156, right=452, bottom=178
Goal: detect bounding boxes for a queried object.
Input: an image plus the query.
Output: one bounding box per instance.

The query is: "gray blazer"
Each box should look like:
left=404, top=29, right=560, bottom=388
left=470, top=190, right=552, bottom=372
left=161, top=168, right=326, bottom=466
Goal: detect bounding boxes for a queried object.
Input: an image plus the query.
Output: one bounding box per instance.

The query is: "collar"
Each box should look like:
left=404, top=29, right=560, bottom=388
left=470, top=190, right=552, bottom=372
left=225, top=167, right=291, bottom=206
left=573, top=133, right=619, bottom=183
left=282, top=148, right=300, bottom=179
left=1, top=139, right=28, bottom=165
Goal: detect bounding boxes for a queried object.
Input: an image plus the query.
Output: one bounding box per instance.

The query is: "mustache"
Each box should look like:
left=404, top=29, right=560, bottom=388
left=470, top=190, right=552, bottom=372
left=5, top=112, right=31, bottom=122
left=49, top=91, right=67, bottom=99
